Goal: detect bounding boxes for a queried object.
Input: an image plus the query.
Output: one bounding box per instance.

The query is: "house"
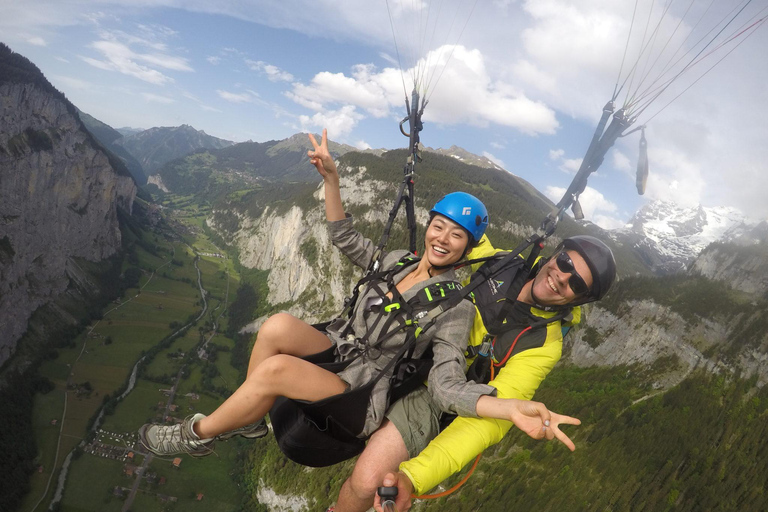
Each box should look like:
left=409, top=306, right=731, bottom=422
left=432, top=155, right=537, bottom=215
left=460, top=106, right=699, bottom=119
left=173, top=457, right=182, bottom=468
left=196, top=493, right=204, bottom=501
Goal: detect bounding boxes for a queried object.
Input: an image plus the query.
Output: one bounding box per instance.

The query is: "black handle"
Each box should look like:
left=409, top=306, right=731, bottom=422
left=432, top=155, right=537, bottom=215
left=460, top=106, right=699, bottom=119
left=378, top=486, right=398, bottom=512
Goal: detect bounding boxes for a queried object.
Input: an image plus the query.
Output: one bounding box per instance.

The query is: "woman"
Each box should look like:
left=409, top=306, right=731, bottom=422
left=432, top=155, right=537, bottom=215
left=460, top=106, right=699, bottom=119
left=139, top=129, right=491, bottom=456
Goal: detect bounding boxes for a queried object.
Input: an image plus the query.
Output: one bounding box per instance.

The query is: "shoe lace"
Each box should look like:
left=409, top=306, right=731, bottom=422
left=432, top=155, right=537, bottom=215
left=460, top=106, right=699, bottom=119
left=158, top=417, right=215, bottom=456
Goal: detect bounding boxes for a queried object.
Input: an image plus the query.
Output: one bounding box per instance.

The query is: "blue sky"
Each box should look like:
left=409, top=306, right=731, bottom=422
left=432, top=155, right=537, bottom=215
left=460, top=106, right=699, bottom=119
left=3, top=0, right=767, bottom=229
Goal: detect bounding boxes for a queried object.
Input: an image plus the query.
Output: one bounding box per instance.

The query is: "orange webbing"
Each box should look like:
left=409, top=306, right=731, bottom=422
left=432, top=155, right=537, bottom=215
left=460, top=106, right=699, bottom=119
left=412, top=454, right=482, bottom=500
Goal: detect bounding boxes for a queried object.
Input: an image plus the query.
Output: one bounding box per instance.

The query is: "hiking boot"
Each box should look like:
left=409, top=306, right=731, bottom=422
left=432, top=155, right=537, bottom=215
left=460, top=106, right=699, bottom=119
left=138, top=413, right=215, bottom=457
left=216, top=420, right=269, bottom=441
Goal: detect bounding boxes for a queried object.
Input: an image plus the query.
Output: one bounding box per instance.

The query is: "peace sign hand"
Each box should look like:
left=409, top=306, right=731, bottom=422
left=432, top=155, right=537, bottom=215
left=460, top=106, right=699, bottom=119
left=507, top=399, right=581, bottom=451
left=308, top=129, right=338, bottom=184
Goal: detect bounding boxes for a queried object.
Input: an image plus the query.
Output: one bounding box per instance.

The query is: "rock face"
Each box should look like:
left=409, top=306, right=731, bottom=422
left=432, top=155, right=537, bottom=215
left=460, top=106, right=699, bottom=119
left=147, top=174, right=170, bottom=192
left=0, top=77, right=136, bottom=364
left=209, top=165, right=403, bottom=325
left=568, top=301, right=768, bottom=386
left=689, top=222, right=768, bottom=298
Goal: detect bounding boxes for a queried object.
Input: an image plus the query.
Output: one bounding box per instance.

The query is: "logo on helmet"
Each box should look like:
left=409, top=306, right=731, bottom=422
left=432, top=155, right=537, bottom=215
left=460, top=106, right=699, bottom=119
left=462, top=207, right=471, bottom=215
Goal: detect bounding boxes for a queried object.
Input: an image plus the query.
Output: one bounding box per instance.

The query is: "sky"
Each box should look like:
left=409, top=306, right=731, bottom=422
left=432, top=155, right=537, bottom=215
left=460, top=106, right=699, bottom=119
left=2, top=0, right=767, bottom=229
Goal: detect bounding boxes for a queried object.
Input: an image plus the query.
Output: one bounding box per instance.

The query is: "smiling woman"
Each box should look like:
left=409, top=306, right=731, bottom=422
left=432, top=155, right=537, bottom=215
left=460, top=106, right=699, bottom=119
left=137, top=128, right=500, bottom=463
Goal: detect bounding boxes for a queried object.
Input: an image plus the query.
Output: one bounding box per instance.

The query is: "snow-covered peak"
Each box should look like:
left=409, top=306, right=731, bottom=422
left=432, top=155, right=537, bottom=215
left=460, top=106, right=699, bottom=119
left=615, top=200, right=753, bottom=274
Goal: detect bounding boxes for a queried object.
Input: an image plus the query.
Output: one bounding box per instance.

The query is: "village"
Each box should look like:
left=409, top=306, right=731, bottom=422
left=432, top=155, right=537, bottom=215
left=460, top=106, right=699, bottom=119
left=75, top=390, right=210, bottom=506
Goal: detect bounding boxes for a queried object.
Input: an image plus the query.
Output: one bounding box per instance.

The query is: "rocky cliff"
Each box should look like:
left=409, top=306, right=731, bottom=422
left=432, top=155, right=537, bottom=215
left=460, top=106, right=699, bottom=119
left=208, top=163, right=411, bottom=329
left=0, top=44, right=136, bottom=365
left=689, top=223, right=768, bottom=298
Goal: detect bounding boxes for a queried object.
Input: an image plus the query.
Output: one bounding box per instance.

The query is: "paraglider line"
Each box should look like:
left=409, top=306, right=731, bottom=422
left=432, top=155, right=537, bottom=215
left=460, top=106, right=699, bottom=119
left=425, top=0, right=480, bottom=102
left=385, top=0, right=409, bottom=97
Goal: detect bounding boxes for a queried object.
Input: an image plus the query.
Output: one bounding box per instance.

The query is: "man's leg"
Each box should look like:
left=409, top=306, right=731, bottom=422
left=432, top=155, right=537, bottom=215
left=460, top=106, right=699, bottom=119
left=335, top=386, right=442, bottom=512
left=335, top=420, right=408, bottom=512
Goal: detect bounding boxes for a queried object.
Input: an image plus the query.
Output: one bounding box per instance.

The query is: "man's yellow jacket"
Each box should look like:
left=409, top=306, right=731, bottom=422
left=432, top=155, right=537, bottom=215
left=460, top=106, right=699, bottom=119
left=399, top=235, right=580, bottom=495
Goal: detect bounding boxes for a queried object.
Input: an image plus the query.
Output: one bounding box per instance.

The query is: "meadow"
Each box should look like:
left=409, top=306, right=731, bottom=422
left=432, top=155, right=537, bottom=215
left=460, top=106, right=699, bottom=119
left=21, top=197, right=248, bottom=512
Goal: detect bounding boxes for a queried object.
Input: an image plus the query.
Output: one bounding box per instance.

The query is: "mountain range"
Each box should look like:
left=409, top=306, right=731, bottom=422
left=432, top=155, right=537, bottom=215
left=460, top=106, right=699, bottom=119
left=611, top=200, right=756, bottom=275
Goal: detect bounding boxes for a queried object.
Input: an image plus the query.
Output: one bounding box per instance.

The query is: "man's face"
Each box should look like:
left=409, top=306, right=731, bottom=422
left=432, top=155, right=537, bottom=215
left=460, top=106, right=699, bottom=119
left=530, top=249, right=594, bottom=306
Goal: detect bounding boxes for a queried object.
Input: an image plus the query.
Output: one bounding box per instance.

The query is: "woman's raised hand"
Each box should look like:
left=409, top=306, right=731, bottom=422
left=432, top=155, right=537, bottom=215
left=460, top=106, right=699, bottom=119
left=309, top=128, right=345, bottom=221
left=308, top=129, right=338, bottom=183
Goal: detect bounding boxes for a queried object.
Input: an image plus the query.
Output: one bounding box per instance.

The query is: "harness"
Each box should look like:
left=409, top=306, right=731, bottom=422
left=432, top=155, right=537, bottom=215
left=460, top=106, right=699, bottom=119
left=270, top=256, right=467, bottom=467
left=270, top=234, right=559, bottom=467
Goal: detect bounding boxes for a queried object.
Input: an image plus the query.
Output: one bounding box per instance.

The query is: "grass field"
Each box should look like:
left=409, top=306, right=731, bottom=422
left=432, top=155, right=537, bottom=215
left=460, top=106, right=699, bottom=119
left=100, top=379, right=169, bottom=432
left=60, top=454, right=128, bottom=512
left=22, top=195, right=251, bottom=512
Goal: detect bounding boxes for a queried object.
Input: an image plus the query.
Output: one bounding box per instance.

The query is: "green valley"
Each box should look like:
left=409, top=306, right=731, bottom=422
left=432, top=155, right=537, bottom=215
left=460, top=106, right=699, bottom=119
left=17, top=196, right=260, bottom=512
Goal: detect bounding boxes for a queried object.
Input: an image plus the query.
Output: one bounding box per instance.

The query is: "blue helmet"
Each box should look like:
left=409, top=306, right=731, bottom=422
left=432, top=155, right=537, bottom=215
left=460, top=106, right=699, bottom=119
left=430, top=192, right=489, bottom=243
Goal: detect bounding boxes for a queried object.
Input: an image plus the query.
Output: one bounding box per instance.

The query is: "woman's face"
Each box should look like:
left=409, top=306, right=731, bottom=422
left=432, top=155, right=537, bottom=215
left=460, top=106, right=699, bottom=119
left=424, top=214, right=470, bottom=267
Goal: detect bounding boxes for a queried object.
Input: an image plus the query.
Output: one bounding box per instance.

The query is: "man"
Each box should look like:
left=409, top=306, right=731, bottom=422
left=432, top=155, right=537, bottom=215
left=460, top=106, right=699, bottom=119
left=332, top=234, right=617, bottom=512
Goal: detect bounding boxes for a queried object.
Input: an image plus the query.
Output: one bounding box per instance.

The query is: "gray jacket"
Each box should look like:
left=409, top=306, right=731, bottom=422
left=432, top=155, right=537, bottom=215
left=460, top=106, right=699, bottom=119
left=326, top=215, right=495, bottom=437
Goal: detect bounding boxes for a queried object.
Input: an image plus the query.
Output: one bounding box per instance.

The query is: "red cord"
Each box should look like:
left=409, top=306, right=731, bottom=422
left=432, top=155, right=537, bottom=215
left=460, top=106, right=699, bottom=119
left=493, top=326, right=531, bottom=367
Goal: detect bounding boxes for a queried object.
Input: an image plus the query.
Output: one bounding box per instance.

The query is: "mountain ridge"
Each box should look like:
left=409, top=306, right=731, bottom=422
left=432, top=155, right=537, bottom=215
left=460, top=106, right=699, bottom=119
left=610, top=200, right=754, bottom=275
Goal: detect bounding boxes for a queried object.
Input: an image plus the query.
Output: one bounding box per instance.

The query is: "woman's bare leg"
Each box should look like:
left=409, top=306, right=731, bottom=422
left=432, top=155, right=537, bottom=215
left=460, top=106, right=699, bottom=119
left=247, top=313, right=333, bottom=377
left=194, top=354, right=347, bottom=439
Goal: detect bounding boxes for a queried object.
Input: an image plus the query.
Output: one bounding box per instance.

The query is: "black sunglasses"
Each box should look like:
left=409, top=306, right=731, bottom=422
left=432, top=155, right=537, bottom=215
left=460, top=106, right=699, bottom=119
left=554, top=251, right=590, bottom=296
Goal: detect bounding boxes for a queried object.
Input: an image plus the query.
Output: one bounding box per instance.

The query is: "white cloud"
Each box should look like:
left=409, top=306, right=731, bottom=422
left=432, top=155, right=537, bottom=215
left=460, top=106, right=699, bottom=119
left=545, top=185, right=623, bottom=229
left=245, top=59, right=294, bottom=82
left=180, top=90, right=222, bottom=112
left=591, top=214, right=627, bottom=230
left=612, top=150, right=631, bottom=173
left=549, top=148, right=582, bottom=174
left=288, top=46, right=558, bottom=135
left=417, top=46, right=558, bottom=134
left=299, top=105, right=363, bottom=138
left=81, top=54, right=171, bottom=85
left=482, top=151, right=506, bottom=169
left=27, top=36, right=47, bottom=46
left=81, top=37, right=192, bottom=84
left=141, top=92, right=175, bottom=104
left=378, top=52, right=398, bottom=66
left=560, top=158, right=582, bottom=174
left=490, top=141, right=505, bottom=150
left=354, top=140, right=372, bottom=150
left=207, top=56, right=221, bottom=65
left=217, top=90, right=253, bottom=103
left=55, top=56, right=70, bottom=63
left=288, top=64, right=394, bottom=118
left=639, top=145, right=705, bottom=209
